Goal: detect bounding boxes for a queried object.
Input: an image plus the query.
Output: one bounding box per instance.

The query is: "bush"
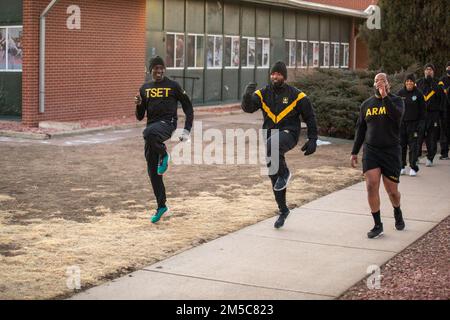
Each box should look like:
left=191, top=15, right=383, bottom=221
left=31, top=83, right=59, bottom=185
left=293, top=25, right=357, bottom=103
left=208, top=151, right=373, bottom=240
left=290, top=69, right=406, bottom=139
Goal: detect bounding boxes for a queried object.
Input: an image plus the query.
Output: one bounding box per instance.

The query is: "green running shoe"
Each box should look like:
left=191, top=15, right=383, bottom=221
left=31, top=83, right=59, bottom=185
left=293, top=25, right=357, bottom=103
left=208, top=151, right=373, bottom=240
left=157, top=153, right=170, bottom=175
left=151, top=206, right=169, bottom=223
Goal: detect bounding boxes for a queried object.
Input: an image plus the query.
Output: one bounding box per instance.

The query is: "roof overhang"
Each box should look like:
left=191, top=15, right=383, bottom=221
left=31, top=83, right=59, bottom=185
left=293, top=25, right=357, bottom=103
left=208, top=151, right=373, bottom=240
left=240, top=0, right=370, bottom=19
left=288, top=0, right=369, bottom=18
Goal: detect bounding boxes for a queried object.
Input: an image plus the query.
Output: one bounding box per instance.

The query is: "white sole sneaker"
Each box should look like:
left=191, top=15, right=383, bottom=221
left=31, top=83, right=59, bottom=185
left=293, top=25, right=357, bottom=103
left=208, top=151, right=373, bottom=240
left=372, top=232, right=384, bottom=239
left=400, top=169, right=406, bottom=175
left=409, top=169, right=417, bottom=177
left=273, top=171, right=292, bottom=192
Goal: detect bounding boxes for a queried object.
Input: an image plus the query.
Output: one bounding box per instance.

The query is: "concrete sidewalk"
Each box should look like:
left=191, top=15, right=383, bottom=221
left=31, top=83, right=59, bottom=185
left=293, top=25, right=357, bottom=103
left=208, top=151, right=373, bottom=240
left=72, top=159, right=450, bottom=300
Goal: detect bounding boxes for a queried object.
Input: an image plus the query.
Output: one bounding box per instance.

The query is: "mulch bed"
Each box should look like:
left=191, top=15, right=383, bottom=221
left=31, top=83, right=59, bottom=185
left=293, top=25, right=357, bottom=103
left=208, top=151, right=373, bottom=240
left=339, top=215, right=450, bottom=300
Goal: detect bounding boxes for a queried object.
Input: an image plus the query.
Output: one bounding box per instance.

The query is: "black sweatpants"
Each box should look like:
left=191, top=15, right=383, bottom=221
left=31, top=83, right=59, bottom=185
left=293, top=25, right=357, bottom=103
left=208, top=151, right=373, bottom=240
left=266, top=129, right=299, bottom=212
left=400, top=121, right=419, bottom=171
left=418, top=111, right=440, bottom=161
left=439, top=108, right=449, bottom=158
left=143, top=120, right=176, bottom=209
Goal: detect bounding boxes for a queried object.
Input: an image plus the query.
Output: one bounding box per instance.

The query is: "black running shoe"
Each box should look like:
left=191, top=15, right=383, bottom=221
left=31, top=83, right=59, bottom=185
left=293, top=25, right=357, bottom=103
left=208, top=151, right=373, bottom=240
left=274, top=210, right=290, bottom=229
left=367, top=223, right=383, bottom=239
left=273, top=170, right=292, bottom=191
left=394, top=208, right=405, bottom=230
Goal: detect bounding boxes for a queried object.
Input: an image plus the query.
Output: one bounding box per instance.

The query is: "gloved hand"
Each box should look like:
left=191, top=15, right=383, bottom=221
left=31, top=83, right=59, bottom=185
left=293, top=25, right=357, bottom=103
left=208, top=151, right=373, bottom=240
left=301, top=139, right=317, bottom=156
left=244, top=82, right=257, bottom=96
left=179, top=129, right=190, bottom=142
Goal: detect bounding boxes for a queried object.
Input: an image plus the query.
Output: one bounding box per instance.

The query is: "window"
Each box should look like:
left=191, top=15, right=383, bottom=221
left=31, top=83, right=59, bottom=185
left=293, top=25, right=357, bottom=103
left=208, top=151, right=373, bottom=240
left=341, top=43, right=349, bottom=68
left=166, top=33, right=185, bottom=69
left=256, top=38, right=270, bottom=68
left=187, top=34, right=204, bottom=69
left=297, top=40, right=307, bottom=68
left=0, top=26, right=23, bottom=72
left=224, top=36, right=240, bottom=68
left=207, top=35, right=223, bottom=68
left=241, top=37, right=255, bottom=68
left=308, top=41, right=319, bottom=68
left=331, top=42, right=340, bottom=68
left=321, top=42, right=330, bottom=68
left=285, top=40, right=296, bottom=68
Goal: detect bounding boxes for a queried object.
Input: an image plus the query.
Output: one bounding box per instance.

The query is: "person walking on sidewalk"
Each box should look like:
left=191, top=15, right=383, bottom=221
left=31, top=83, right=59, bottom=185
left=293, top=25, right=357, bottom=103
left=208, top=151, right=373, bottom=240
left=135, top=56, right=194, bottom=223
left=351, top=73, right=406, bottom=239
left=416, top=63, right=447, bottom=166
left=397, top=73, right=425, bottom=176
left=438, top=61, right=450, bottom=160
left=241, top=61, right=318, bottom=229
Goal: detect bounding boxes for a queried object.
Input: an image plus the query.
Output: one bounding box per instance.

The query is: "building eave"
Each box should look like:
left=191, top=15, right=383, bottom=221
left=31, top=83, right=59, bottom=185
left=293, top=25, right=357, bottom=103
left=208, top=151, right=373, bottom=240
left=240, top=0, right=369, bottom=19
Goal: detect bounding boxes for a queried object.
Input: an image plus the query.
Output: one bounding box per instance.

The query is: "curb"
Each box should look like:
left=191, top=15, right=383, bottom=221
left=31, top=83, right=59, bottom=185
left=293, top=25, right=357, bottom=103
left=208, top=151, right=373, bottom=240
left=195, top=104, right=242, bottom=115
left=0, top=104, right=242, bottom=140
left=0, top=122, right=145, bottom=140
left=0, top=130, right=51, bottom=140
left=48, top=122, right=145, bottom=138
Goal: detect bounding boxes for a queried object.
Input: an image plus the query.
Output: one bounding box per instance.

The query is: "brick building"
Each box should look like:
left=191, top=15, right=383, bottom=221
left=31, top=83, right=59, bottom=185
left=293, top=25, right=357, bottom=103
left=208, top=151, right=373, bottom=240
left=0, top=0, right=374, bottom=126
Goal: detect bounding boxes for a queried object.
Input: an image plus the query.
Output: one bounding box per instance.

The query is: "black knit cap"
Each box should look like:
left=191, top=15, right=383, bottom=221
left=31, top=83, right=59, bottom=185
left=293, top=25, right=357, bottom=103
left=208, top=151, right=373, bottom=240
left=405, top=73, right=416, bottom=83
left=149, top=56, right=165, bottom=71
left=424, top=63, right=435, bottom=71
left=270, top=61, right=288, bottom=79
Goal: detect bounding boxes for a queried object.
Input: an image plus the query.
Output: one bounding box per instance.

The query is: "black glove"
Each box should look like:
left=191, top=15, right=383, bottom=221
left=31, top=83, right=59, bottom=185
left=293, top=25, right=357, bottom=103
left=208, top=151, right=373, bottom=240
left=244, top=82, right=257, bottom=96
left=301, top=139, right=317, bottom=156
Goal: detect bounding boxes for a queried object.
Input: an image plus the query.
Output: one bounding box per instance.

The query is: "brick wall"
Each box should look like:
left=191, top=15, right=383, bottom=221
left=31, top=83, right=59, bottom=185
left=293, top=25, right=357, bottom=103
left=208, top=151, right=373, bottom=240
left=22, top=0, right=146, bottom=127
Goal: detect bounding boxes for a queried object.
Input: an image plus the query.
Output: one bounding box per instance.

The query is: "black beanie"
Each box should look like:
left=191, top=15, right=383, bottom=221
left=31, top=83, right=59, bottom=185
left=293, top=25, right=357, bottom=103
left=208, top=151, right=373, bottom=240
left=405, top=73, right=416, bottom=83
left=270, top=61, right=288, bottom=79
left=424, top=63, right=435, bottom=71
left=447, top=61, right=450, bottom=68
left=149, top=56, right=165, bottom=71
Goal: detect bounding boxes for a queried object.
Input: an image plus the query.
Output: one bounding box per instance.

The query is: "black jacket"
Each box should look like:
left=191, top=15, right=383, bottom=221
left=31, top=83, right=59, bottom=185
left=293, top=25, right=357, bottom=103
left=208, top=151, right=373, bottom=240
left=416, top=78, right=446, bottom=113
left=352, top=94, right=404, bottom=155
left=439, top=75, right=450, bottom=107
left=241, top=83, right=318, bottom=140
left=136, top=77, right=194, bottom=132
left=397, top=87, right=425, bottom=122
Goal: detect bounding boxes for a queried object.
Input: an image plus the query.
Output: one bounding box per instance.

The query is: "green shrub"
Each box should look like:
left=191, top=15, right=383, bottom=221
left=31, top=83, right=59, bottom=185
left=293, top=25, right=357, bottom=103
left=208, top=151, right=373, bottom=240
left=290, top=69, right=407, bottom=139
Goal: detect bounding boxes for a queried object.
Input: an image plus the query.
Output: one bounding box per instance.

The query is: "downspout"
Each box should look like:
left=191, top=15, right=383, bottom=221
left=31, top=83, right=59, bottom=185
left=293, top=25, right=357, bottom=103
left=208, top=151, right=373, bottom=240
left=353, top=33, right=360, bottom=70
left=351, top=18, right=359, bottom=70
left=39, top=0, right=60, bottom=113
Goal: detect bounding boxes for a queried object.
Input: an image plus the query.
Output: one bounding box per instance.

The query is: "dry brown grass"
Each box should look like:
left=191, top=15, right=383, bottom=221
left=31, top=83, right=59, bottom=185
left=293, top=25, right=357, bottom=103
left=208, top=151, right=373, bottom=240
left=0, top=166, right=361, bottom=300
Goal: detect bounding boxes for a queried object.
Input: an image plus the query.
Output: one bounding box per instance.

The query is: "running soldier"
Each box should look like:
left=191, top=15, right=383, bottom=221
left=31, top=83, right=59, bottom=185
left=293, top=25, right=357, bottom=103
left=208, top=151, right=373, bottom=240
left=416, top=63, right=447, bottom=166
left=351, top=73, right=405, bottom=239
left=397, top=73, right=425, bottom=176
left=135, top=56, right=194, bottom=223
left=241, top=61, right=318, bottom=229
left=438, top=61, right=450, bottom=160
